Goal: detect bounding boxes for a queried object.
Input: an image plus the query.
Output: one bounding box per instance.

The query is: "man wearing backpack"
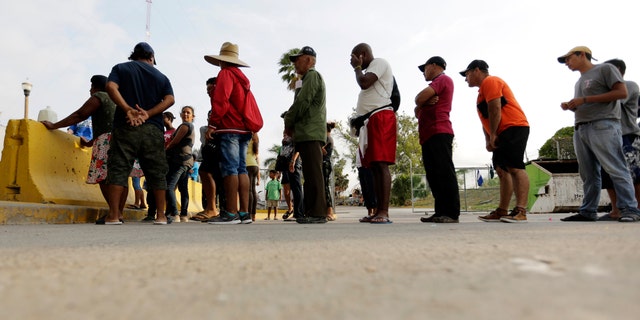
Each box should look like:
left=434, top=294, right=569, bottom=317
left=349, top=43, right=397, bottom=224
left=204, top=42, right=255, bottom=225
left=284, top=46, right=328, bottom=224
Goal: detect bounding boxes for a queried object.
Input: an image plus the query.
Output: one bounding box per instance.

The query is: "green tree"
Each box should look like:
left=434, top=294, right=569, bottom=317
left=538, top=126, right=575, bottom=160
left=263, top=144, right=281, bottom=170
left=394, top=112, right=424, bottom=177
left=278, top=48, right=301, bottom=91
left=391, top=174, right=427, bottom=206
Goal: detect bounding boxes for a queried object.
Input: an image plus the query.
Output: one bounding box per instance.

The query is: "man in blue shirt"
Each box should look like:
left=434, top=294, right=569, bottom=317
left=104, top=42, right=175, bottom=225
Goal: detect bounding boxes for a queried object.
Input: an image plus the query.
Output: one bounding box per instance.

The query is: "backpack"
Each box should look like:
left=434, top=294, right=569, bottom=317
left=230, top=69, right=264, bottom=132
left=390, top=76, right=400, bottom=112
left=241, top=89, right=263, bottom=132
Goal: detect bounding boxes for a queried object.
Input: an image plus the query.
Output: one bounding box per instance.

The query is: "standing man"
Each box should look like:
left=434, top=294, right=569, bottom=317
left=414, top=56, right=460, bottom=223
left=105, top=42, right=175, bottom=225
left=284, top=46, right=328, bottom=224
left=460, top=60, right=530, bottom=223
left=204, top=42, right=254, bottom=225
left=350, top=43, right=396, bottom=224
left=557, top=46, right=640, bottom=222
left=598, top=59, right=640, bottom=221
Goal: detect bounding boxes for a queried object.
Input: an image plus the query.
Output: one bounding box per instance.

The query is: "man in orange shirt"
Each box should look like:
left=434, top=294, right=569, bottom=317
left=460, top=60, right=530, bottom=223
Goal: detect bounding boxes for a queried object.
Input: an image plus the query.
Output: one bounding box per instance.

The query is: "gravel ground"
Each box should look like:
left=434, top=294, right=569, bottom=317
left=0, top=207, right=638, bottom=320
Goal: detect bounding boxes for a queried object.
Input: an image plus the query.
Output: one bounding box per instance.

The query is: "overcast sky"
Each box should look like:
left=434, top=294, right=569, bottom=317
left=2, top=0, right=639, bottom=189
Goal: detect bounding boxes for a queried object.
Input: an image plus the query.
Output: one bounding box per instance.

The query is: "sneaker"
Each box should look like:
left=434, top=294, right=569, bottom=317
left=500, top=207, right=527, bottom=223
left=478, top=208, right=508, bottom=222
left=239, top=212, right=253, bottom=224
left=208, top=211, right=241, bottom=225
left=420, top=215, right=459, bottom=223
left=296, top=216, right=328, bottom=224
left=561, top=213, right=596, bottom=222
left=180, top=215, right=190, bottom=223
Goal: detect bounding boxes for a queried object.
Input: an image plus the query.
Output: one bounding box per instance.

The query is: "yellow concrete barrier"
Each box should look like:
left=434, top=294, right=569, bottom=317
left=0, top=119, right=203, bottom=212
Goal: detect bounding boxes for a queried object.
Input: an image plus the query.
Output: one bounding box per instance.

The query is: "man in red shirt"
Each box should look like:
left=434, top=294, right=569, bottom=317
left=460, top=60, right=530, bottom=223
left=414, top=56, right=460, bottom=223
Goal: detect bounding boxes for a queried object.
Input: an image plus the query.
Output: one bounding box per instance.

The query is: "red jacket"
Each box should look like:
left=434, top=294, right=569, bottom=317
left=209, top=67, right=251, bottom=133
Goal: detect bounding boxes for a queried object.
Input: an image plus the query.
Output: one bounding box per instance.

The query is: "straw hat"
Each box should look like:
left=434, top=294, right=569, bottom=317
left=204, top=42, right=250, bottom=67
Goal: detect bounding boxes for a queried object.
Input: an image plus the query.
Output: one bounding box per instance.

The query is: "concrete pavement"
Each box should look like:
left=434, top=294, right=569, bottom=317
left=0, top=206, right=638, bottom=320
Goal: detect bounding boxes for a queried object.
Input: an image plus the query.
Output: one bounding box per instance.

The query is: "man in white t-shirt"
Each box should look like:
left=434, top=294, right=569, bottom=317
left=350, top=43, right=397, bottom=224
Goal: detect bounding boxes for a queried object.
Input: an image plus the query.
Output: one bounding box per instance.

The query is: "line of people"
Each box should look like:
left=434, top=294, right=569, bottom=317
left=42, top=41, right=640, bottom=225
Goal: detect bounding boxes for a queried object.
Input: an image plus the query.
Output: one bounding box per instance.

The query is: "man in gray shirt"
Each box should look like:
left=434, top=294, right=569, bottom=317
left=558, top=46, right=640, bottom=222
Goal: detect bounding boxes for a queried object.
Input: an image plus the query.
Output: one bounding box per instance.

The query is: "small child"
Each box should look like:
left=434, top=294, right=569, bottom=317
left=265, top=169, right=282, bottom=220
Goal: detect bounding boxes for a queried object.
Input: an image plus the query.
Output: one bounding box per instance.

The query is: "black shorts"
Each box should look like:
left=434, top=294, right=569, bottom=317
left=492, top=126, right=529, bottom=170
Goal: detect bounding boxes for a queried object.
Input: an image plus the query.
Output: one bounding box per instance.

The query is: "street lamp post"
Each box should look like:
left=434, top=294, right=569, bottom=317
left=22, top=81, right=32, bottom=120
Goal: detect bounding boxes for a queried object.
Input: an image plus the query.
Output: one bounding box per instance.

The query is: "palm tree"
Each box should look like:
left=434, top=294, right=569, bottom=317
left=263, top=144, right=282, bottom=170
left=278, top=48, right=301, bottom=91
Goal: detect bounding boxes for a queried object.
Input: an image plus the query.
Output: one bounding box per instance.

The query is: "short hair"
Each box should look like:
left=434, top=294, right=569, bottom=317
left=269, top=169, right=277, bottom=174
left=327, top=122, right=336, bottom=132
left=90, top=75, right=107, bottom=91
left=605, top=58, right=626, bottom=76
left=163, top=111, right=175, bottom=121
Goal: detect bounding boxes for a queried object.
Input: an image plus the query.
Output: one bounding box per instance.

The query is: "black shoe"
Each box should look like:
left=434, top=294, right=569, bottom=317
left=561, top=213, right=596, bottom=222
left=420, top=214, right=458, bottom=223
left=141, top=216, right=155, bottom=222
left=296, top=216, right=327, bottom=224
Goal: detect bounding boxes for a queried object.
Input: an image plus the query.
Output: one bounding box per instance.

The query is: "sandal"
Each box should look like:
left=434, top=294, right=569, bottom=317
left=190, top=211, right=215, bottom=222
left=359, top=215, right=375, bottom=223
left=369, top=216, right=393, bottom=224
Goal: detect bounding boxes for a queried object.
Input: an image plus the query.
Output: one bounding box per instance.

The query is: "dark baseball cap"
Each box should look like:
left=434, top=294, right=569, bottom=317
left=289, top=46, right=317, bottom=62
left=418, top=56, right=447, bottom=72
left=459, top=60, right=489, bottom=77
left=131, top=42, right=157, bottom=65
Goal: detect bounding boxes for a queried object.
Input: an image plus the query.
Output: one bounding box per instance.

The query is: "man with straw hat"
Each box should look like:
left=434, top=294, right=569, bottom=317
left=204, top=42, right=254, bottom=225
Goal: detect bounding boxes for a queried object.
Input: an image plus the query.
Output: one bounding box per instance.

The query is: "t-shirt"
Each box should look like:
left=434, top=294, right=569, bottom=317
left=417, top=73, right=454, bottom=144
left=574, top=64, right=624, bottom=124
left=246, top=138, right=258, bottom=167
left=356, top=58, right=394, bottom=114
left=476, top=76, right=529, bottom=135
left=621, top=80, right=640, bottom=136
left=108, top=60, right=174, bottom=131
left=265, top=179, right=282, bottom=200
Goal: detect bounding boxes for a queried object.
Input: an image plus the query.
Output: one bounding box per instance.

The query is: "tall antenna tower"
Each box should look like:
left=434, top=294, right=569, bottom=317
left=145, top=0, right=152, bottom=41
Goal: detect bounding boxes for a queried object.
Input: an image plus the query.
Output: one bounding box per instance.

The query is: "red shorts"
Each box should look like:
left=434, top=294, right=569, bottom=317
left=362, top=110, right=397, bottom=167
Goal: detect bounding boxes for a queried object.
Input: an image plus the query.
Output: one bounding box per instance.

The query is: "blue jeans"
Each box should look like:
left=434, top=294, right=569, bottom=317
left=165, top=163, right=189, bottom=216
left=574, top=119, right=640, bottom=218
left=218, top=133, right=252, bottom=178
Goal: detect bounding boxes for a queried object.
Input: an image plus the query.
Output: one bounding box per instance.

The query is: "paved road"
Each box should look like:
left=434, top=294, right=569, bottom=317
left=0, top=206, right=638, bottom=320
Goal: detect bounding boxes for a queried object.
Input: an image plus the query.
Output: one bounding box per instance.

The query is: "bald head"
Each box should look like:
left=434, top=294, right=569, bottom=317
left=352, top=43, right=374, bottom=68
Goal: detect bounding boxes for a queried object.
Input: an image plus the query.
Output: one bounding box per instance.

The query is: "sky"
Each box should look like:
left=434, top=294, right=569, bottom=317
left=2, top=0, right=640, bottom=191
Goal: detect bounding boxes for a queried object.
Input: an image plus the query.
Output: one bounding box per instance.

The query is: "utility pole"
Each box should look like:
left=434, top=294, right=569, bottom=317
left=145, top=0, right=152, bottom=41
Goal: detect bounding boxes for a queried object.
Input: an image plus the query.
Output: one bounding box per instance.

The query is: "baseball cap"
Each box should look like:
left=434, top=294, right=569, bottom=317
left=418, top=56, right=447, bottom=72
left=131, top=42, right=157, bottom=65
left=459, top=60, right=489, bottom=77
left=557, top=46, right=596, bottom=63
left=289, top=46, right=317, bottom=62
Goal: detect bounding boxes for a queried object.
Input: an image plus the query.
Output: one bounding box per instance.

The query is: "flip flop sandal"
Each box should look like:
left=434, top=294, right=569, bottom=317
left=369, top=216, right=393, bottom=224
left=190, top=212, right=214, bottom=221
left=359, top=215, right=375, bottom=223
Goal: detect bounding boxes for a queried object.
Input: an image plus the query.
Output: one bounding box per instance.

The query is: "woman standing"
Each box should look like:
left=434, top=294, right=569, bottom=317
left=246, top=132, right=260, bottom=221
left=165, top=106, right=196, bottom=222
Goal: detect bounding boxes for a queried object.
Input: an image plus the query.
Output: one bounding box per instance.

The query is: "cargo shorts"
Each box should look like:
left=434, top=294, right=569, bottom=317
left=107, top=124, right=168, bottom=190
